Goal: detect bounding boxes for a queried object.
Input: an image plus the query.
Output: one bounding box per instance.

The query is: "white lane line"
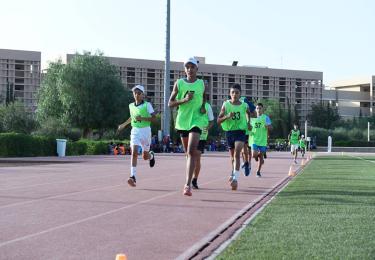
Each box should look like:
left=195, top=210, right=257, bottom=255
left=0, top=191, right=177, bottom=248
left=348, top=154, right=375, bottom=164
left=0, top=174, right=181, bottom=209
left=0, top=173, right=122, bottom=191
left=0, top=176, right=227, bottom=248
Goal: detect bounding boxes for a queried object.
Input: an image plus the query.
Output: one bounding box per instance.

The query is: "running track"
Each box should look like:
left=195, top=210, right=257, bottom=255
left=0, top=152, right=303, bottom=259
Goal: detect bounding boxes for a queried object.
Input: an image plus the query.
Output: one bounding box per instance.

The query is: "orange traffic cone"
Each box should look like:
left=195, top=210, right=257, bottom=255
left=116, top=254, right=127, bottom=260
left=288, top=166, right=296, bottom=177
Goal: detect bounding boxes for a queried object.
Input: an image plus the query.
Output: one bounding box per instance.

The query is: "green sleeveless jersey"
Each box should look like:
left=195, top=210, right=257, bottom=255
left=290, top=130, right=300, bottom=145
left=248, top=131, right=254, bottom=146
left=175, top=79, right=205, bottom=131
left=200, top=102, right=212, bottom=141
left=299, top=139, right=306, bottom=148
left=239, top=97, right=250, bottom=135
left=129, top=101, right=152, bottom=128
left=221, top=100, right=248, bottom=131
left=251, top=114, right=268, bottom=146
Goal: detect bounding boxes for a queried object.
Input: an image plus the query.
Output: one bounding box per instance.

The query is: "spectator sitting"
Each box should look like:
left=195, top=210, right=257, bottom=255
left=108, top=142, right=115, bottom=155
left=119, top=143, right=125, bottom=155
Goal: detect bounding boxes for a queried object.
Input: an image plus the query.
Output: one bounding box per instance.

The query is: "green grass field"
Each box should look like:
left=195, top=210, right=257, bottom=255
left=217, top=155, right=375, bottom=259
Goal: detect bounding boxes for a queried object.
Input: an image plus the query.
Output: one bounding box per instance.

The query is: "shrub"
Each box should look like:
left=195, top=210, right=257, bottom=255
left=308, top=127, right=329, bottom=146
left=0, top=133, right=55, bottom=157
left=0, top=132, right=130, bottom=157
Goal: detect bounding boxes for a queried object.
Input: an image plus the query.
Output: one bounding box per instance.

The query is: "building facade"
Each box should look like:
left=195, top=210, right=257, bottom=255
left=0, top=49, right=41, bottom=110
left=323, top=76, right=374, bottom=118
left=67, top=54, right=323, bottom=124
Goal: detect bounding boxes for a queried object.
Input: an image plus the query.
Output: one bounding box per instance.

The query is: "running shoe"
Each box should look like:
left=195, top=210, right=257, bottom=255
left=149, top=151, right=155, bottom=167
left=192, top=178, right=199, bottom=189
left=127, top=176, right=136, bottom=187
left=242, top=161, right=251, bottom=176
left=230, top=179, right=238, bottom=190
left=256, top=171, right=262, bottom=178
left=183, top=185, right=192, bottom=196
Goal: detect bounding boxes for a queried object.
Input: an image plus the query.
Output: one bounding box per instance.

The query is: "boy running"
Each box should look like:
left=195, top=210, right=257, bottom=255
left=117, top=85, right=156, bottom=187
left=288, top=123, right=300, bottom=164
left=168, top=57, right=206, bottom=196
left=239, top=96, right=256, bottom=176
left=251, top=103, right=272, bottom=177
left=218, top=84, right=251, bottom=190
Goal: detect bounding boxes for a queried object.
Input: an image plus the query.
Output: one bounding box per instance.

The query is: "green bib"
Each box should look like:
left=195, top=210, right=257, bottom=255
left=251, top=114, right=268, bottom=146
left=248, top=131, right=254, bottom=146
left=299, top=139, right=306, bottom=148
left=175, top=79, right=205, bottom=131
left=239, top=97, right=251, bottom=135
left=200, top=102, right=212, bottom=141
left=221, top=100, right=248, bottom=131
left=129, top=101, right=151, bottom=128
left=290, top=130, right=300, bottom=145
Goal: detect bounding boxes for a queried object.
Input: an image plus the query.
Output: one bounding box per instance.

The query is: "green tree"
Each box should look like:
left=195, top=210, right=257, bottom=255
left=258, top=99, right=291, bottom=138
left=308, top=102, right=340, bottom=129
left=37, top=52, right=131, bottom=138
left=0, top=102, right=38, bottom=134
left=36, top=60, right=66, bottom=123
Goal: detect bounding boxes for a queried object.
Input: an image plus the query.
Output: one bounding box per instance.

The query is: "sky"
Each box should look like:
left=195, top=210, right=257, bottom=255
left=1, top=0, right=374, bottom=84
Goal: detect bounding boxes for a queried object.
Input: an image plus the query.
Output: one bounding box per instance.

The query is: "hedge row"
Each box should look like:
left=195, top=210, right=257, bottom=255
left=0, top=133, right=124, bottom=157
left=0, top=133, right=56, bottom=157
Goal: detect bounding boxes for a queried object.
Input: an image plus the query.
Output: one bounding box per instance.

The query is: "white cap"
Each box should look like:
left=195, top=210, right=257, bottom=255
left=301, top=135, right=304, bottom=138
left=132, top=85, right=144, bottom=92
left=184, top=57, right=199, bottom=68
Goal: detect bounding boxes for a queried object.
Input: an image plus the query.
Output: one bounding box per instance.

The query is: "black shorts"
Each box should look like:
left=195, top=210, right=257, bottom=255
left=226, top=130, right=247, bottom=149
left=245, top=134, right=249, bottom=144
left=178, top=127, right=202, bottom=138
left=198, top=140, right=206, bottom=153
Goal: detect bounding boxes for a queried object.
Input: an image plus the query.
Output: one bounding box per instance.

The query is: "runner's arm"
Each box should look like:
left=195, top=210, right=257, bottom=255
left=168, top=81, right=192, bottom=107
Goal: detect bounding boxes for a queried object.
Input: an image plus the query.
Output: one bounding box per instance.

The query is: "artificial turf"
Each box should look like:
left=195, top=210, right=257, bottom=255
left=218, top=155, right=375, bottom=259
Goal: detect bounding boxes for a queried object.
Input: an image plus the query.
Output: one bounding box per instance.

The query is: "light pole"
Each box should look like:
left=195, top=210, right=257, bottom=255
left=162, top=0, right=171, bottom=137
left=368, top=121, right=371, bottom=142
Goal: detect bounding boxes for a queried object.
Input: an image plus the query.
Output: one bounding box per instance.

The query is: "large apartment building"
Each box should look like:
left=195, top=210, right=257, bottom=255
left=67, top=54, right=323, bottom=123
left=323, top=76, right=374, bottom=118
left=0, top=49, right=41, bottom=110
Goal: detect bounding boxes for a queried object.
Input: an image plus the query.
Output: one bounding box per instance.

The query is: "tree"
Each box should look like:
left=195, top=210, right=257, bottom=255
left=308, top=102, right=340, bottom=129
left=0, top=102, right=38, bottom=134
left=37, top=52, right=131, bottom=138
left=258, top=99, right=291, bottom=138
left=36, top=60, right=66, bottom=123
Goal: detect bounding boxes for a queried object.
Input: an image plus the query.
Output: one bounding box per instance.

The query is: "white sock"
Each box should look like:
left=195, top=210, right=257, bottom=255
left=130, top=167, right=136, bottom=177
left=149, top=151, right=154, bottom=160
left=233, top=170, right=240, bottom=180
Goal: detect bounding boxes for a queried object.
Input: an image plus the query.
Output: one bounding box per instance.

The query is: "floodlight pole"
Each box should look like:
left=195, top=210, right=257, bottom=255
left=162, top=0, right=171, bottom=137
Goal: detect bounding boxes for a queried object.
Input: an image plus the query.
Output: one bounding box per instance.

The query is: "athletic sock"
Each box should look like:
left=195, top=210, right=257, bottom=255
left=233, top=170, right=240, bottom=180
left=130, top=166, right=137, bottom=177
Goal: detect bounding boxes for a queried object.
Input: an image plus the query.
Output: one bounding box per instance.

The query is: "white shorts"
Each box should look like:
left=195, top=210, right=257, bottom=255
left=130, top=127, right=151, bottom=152
left=291, top=144, right=299, bottom=153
